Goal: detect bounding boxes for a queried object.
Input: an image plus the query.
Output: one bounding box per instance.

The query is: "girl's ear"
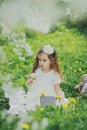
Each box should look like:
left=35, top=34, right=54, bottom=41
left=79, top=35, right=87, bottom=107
left=50, top=60, right=52, bottom=64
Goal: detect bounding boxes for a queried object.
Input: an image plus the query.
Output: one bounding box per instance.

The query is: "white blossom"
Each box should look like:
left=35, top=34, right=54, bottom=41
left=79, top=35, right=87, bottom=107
left=31, top=121, right=39, bottom=130
left=40, top=118, right=49, bottom=129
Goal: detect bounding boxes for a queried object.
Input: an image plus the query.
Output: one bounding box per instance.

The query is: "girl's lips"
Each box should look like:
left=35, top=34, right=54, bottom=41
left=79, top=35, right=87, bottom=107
left=40, top=65, right=44, bottom=68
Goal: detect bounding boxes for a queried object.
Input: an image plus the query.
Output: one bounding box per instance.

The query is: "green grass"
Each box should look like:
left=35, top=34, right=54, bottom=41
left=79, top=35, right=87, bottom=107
left=0, top=24, right=87, bottom=130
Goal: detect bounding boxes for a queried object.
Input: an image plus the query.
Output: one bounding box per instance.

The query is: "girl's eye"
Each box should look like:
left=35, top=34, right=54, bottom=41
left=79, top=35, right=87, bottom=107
left=43, top=59, right=46, bottom=62
left=38, top=59, right=47, bottom=62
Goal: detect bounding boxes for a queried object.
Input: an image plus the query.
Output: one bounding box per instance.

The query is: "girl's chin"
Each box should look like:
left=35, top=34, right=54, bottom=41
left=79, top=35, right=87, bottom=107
left=40, top=67, right=46, bottom=71
left=41, top=68, right=50, bottom=73
left=41, top=67, right=44, bottom=70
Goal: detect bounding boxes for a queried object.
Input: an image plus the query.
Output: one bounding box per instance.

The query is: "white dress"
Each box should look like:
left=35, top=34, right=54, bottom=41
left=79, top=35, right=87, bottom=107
left=25, top=68, right=62, bottom=110
left=8, top=68, right=68, bottom=114
left=29, top=68, right=62, bottom=95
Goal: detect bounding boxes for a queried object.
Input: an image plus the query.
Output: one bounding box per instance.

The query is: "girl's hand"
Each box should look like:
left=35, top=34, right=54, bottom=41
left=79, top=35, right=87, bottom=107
left=54, top=84, right=65, bottom=101
left=58, top=91, right=65, bottom=101
left=26, top=78, right=33, bottom=86
left=26, top=73, right=38, bottom=87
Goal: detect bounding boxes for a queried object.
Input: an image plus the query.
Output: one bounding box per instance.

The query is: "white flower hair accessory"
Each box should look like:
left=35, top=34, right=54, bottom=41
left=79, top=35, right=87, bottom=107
left=43, top=45, right=54, bottom=54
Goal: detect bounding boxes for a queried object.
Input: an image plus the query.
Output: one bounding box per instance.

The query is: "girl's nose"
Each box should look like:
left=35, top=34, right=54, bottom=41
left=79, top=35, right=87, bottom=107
left=40, top=61, right=43, bottom=66
left=40, top=62, right=43, bottom=66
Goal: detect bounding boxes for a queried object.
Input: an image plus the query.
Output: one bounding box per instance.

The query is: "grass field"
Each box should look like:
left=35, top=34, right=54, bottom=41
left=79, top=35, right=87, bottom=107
left=0, top=24, right=87, bottom=130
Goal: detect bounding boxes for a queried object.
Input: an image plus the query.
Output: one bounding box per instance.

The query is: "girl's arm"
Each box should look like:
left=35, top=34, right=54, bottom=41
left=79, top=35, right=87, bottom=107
left=54, top=84, right=65, bottom=100
left=26, top=78, right=33, bottom=86
left=26, top=73, right=34, bottom=86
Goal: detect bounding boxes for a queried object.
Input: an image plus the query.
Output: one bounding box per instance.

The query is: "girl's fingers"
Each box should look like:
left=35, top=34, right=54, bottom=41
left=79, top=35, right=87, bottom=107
left=26, top=79, right=33, bottom=86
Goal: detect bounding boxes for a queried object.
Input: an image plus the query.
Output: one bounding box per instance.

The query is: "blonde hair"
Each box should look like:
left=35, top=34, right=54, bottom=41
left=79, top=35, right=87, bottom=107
left=31, top=46, right=62, bottom=79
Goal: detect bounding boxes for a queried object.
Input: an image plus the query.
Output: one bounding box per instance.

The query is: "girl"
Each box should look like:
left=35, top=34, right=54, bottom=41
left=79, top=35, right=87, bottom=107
left=8, top=45, right=68, bottom=114
left=26, top=45, right=67, bottom=109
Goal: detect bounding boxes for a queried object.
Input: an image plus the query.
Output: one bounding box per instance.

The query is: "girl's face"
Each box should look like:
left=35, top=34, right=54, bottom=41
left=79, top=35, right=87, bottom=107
left=38, top=53, right=51, bottom=72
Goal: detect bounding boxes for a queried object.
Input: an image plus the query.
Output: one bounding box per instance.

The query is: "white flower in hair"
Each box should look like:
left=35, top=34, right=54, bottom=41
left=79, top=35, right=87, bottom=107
left=43, top=45, right=54, bottom=54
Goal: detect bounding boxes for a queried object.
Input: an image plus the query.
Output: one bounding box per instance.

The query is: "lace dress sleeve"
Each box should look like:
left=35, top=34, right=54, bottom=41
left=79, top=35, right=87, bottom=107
left=53, top=72, right=62, bottom=85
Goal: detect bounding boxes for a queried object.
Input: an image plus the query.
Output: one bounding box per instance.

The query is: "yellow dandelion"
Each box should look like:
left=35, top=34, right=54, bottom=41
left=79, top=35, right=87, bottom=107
left=22, top=123, right=30, bottom=129
left=23, top=65, right=27, bottom=69
left=75, top=61, right=79, bottom=64
left=78, top=68, right=82, bottom=72
left=63, top=103, right=68, bottom=109
left=41, top=92, right=46, bottom=96
left=70, top=67, right=72, bottom=70
left=74, top=70, right=77, bottom=73
left=60, top=61, right=62, bottom=64
left=69, top=98, right=76, bottom=103
left=56, top=95, right=62, bottom=100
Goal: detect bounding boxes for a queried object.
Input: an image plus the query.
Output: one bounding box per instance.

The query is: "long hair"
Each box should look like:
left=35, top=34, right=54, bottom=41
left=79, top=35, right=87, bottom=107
left=31, top=46, right=62, bottom=78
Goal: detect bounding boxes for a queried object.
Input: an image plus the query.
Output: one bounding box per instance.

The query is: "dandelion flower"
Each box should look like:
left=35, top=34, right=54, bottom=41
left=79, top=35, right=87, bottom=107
left=63, top=103, right=68, bottom=109
left=75, top=61, right=79, bottom=64
left=56, top=95, right=62, bottom=100
left=22, top=123, right=30, bottom=129
left=41, top=92, right=46, bottom=96
left=69, top=98, right=76, bottom=103
left=70, top=67, right=72, bottom=70
left=78, top=68, right=82, bottom=72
